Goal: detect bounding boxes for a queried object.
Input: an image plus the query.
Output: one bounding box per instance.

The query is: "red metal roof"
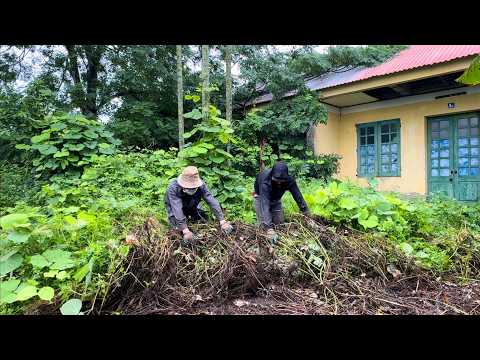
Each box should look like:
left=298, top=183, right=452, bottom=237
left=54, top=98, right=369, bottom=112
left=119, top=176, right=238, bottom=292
left=248, top=45, right=480, bottom=106
left=351, top=45, right=480, bottom=84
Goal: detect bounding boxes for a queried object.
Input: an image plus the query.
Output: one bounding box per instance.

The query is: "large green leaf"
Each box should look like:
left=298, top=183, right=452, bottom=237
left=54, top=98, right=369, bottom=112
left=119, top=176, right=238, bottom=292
left=83, top=130, right=99, bottom=139
left=43, top=249, right=75, bottom=270
left=0, top=213, right=29, bottom=230
left=63, top=132, right=83, bottom=140
left=0, top=249, right=19, bottom=262
left=184, top=109, right=202, bottom=120
left=359, top=215, right=379, bottom=229
left=66, top=143, right=85, bottom=151
left=210, top=157, right=224, bottom=164
left=399, top=242, right=414, bottom=256
left=215, top=148, right=234, bottom=158
left=7, top=230, right=31, bottom=244
left=16, top=285, right=38, bottom=301
left=60, top=299, right=83, bottom=315
left=35, top=144, right=58, bottom=155
left=191, top=146, right=208, bottom=154
left=0, top=291, right=17, bottom=304
left=31, top=132, right=51, bottom=143
left=53, top=150, right=70, bottom=158
left=0, top=278, right=20, bottom=293
left=30, top=255, right=51, bottom=269
left=0, top=254, right=23, bottom=276
left=457, top=56, right=480, bottom=86
left=73, top=262, right=90, bottom=282
left=15, top=144, right=31, bottom=150
left=339, top=197, right=358, bottom=210
left=51, top=122, right=67, bottom=131
left=38, top=286, right=54, bottom=301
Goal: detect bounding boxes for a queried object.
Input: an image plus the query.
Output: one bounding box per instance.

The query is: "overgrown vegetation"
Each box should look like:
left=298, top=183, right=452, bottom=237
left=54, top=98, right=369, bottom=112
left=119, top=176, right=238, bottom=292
left=2, top=45, right=479, bottom=315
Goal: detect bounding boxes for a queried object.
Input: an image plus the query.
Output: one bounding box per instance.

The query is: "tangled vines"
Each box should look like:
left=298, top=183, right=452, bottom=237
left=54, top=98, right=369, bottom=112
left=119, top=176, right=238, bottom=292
left=96, top=215, right=480, bottom=315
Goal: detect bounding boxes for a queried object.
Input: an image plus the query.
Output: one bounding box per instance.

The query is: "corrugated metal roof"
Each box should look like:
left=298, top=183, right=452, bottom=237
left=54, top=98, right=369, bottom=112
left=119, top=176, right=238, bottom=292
left=353, top=45, right=480, bottom=83
left=249, top=45, right=480, bottom=106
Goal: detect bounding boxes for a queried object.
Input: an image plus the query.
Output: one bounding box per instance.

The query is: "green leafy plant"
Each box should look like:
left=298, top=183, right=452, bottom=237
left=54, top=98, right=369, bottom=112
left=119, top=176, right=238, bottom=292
left=178, top=93, right=246, bottom=214
left=16, top=113, right=121, bottom=177
left=457, top=55, right=480, bottom=86
left=60, top=298, right=83, bottom=315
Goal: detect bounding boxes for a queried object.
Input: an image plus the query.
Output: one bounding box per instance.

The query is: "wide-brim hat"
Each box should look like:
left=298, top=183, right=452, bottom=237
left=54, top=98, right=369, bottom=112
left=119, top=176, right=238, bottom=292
left=177, top=166, right=203, bottom=188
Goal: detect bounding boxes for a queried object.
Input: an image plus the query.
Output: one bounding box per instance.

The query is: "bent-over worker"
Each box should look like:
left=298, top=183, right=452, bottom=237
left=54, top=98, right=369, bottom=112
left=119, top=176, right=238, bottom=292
left=165, top=166, right=233, bottom=246
left=253, top=161, right=309, bottom=243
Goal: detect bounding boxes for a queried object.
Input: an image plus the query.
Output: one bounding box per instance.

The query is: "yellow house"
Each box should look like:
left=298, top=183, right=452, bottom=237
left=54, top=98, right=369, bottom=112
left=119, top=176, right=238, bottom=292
left=252, top=45, right=480, bottom=201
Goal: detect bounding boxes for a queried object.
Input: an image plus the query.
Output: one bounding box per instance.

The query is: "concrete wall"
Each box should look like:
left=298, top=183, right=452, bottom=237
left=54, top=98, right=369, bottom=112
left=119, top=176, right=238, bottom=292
left=313, top=111, right=340, bottom=155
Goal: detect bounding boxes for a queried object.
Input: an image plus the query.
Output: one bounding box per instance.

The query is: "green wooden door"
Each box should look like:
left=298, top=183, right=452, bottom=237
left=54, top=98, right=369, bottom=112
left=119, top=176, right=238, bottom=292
left=427, top=112, right=480, bottom=201
left=428, top=116, right=455, bottom=198
left=454, top=112, right=480, bottom=201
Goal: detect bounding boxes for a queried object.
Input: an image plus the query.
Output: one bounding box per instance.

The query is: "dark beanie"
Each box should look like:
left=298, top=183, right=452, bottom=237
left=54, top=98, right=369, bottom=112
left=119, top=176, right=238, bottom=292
left=271, top=161, right=289, bottom=180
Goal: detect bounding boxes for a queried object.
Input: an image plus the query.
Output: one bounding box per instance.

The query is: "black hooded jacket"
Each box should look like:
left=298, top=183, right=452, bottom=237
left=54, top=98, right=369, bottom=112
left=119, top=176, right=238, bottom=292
left=254, top=161, right=309, bottom=228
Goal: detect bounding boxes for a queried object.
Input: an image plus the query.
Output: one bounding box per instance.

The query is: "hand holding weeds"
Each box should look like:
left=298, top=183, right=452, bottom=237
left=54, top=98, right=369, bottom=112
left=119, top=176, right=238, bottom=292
left=267, top=228, right=279, bottom=244
left=182, top=228, right=194, bottom=246
left=220, top=220, right=233, bottom=235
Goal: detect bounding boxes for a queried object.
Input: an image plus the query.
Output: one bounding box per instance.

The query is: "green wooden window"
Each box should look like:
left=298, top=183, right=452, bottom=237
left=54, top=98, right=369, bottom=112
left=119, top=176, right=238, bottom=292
left=357, top=119, right=401, bottom=177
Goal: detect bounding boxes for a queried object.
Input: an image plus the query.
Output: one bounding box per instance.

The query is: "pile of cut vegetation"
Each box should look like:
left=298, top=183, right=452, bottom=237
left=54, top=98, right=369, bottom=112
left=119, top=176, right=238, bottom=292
left=96, top=215, right=480, bottom=315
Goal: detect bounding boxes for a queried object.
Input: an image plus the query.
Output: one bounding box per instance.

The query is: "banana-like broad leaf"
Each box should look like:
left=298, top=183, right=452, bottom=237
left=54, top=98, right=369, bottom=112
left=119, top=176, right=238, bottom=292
left=457, top=56, right=480, bottom=86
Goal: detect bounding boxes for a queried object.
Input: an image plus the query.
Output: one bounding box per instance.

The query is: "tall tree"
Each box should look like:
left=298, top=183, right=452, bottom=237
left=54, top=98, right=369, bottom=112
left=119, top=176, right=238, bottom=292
left=176, top=45, right=184, bottom=149
left=225, top=45, right=233, bottom=163
left=225, top=45, right=232, bottom=125
left=64, top=45, right=106, bottom=119
left=201, top=45, right=210, bottom=122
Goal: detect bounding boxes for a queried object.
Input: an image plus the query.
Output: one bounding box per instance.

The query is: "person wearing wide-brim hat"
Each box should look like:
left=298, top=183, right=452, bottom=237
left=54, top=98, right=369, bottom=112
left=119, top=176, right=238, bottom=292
left=164, top=166, right=233, bottom=246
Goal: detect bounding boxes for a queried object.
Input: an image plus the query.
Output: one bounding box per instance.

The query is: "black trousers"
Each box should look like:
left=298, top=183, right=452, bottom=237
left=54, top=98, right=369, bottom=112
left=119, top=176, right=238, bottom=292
left=254, top=196, right=284, bottom=228
left=168, top=207, right=207, bottom=230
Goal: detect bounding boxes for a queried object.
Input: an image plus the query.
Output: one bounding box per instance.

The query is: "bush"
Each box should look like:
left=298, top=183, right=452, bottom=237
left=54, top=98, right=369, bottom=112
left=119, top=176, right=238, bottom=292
left=16, top=114, right=121, bottom=178
left=231, top=139, right=341, bottom=182
left=282, top=180, right=480, bottom=274
left=284, top=153, right=341, bottom=181
left=0, top=162, right=42, bottom=213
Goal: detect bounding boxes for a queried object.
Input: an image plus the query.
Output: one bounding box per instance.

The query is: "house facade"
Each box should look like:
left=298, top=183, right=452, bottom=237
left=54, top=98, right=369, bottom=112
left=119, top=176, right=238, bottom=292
left=252, top=45, right=480, bottom=200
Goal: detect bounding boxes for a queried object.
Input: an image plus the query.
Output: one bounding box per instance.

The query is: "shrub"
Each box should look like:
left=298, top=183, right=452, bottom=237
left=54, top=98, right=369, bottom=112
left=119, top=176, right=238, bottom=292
left=16, top=114, right=121, bottom=178
left=178, top=98, right=245, bottom=209
left=282, top=152, right=341, bottom=181
left=0, top=162, right=42, bottom=213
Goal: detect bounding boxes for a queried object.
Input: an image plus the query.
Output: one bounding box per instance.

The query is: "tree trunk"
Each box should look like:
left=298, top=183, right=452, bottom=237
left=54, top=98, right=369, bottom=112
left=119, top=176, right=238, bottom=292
left=84, top=46, right=102, bottom=119
left=225, top=45, right=233, bottom=164
left=225, top=45, right=232, bottom=125
left=176, top=45, right=184, bottom=150
left=64, top=45, right=103, bottom=119
left=259, top=138, right=266, bottom=171
left=64, top=45, right=85, bottom=113
left=201, top=45, right=210, bottom=122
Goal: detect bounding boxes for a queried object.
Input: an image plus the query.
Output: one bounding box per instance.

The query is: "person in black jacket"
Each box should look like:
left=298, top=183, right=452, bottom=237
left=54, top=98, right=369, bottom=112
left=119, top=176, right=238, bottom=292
left=253, top=161, right=309, bottom=242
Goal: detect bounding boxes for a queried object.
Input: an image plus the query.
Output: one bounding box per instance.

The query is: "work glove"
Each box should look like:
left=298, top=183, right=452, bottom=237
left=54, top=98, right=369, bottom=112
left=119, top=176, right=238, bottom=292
left=220, top=220, right=233, bottom=235
left=182, top=228, right=194, bottom=247
left=266, top=228, right=279, bottom=244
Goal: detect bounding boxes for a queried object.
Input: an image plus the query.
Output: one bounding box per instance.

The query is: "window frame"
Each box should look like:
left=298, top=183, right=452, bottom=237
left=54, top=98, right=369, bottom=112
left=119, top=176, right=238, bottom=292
left=356, top=119, right=401, bottom=178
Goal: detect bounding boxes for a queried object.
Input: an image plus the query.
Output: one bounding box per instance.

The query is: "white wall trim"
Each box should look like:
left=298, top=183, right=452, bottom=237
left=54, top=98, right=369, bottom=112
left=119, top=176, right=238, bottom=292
left=340, top=86, right=480, bottom=115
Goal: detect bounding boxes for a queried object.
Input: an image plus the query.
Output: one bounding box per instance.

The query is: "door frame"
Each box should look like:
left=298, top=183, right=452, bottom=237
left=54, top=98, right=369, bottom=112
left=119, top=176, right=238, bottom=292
left=426, top=110, right=480, bottom=200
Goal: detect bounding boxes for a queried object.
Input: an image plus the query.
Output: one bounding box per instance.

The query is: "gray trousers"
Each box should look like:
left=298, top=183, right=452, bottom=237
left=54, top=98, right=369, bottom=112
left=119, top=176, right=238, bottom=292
left=254, top=196, right=284, bottom=228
